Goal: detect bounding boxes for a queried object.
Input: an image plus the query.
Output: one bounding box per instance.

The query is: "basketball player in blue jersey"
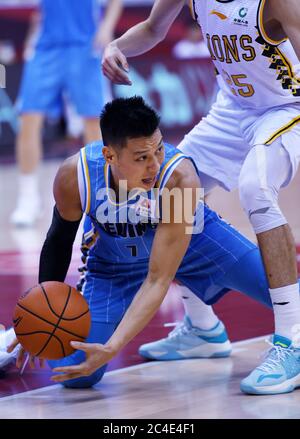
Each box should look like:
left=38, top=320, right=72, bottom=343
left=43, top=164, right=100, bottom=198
left=11, top=0, right=122, bottom=227
left=2, top=96, right=300, bottom=395
left=102, top=0, right=300, bottom=394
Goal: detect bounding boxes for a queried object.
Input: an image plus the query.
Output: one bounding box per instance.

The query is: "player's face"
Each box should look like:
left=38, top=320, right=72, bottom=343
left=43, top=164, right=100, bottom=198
left=107, top=129, right=165, bottom=191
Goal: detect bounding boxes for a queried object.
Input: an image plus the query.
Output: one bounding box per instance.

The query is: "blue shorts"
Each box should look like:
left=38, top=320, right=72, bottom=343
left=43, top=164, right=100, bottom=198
left=18, top=45, right=104, bottom=117
left=81, top=248, right=270, bottom=325
left=80, top=214, right=267, bottom=323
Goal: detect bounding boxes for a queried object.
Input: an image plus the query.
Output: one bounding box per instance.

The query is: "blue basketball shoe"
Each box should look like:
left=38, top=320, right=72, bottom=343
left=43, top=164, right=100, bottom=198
left=138, top=316, right=232, bottom=360
left=241, top=335, right=300, bottom=395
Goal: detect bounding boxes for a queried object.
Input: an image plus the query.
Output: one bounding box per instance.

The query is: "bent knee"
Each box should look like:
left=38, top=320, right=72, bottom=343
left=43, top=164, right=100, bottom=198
left=238, top=176, right=279, bottom=216
left=239, top=175, right=263, bottom=207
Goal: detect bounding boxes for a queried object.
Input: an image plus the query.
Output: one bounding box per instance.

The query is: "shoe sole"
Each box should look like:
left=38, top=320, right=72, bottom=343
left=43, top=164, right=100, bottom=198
left=241, top=373, right=300, bottom=395
left=139, top=350, right=232, bottom=361
left=139, top=341, right=232, bottom=360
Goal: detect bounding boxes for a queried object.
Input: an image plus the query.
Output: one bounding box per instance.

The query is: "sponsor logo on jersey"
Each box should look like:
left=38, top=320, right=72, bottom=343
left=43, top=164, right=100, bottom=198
left=210, top=10, right=228, bottom=20
left=239, top=7, right=248, bottom=18
left=232, top=7, right=249, bottom=26
left=134, top=195, right=158, bottom=221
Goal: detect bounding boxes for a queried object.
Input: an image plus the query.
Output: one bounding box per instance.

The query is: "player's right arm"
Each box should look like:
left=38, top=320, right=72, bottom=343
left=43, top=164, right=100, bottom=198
left=102, top=0, right=186, bottom=85
left=38, top=153, right=83, bottom=284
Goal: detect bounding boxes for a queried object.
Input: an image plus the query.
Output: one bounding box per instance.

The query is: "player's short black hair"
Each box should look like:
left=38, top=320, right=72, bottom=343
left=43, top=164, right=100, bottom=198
left=100, top=96, right=160, bottom=148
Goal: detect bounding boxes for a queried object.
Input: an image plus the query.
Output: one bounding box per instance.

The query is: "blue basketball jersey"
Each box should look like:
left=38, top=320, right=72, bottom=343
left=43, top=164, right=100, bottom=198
left=78, top=141, right=197, bottom=265
left=36, top=0, right=102, bottom=48
left=77, top=141, right=257, bottom=323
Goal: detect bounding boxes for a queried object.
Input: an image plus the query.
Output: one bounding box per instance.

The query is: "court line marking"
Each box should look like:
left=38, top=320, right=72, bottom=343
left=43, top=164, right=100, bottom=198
left=0, top=334, right=269, bottom=402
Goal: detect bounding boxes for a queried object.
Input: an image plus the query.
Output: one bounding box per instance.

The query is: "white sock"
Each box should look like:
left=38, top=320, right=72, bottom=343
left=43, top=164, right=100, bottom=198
left=18, top=173, right=40, bottom=202
left=175, top=284, right=219, bottom=330
left=269, top=283, right=300, bottom=341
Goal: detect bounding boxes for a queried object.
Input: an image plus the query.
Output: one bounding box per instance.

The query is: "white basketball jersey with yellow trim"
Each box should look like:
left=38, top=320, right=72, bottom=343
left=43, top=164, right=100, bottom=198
left=191, top=0, right=300, bottom=109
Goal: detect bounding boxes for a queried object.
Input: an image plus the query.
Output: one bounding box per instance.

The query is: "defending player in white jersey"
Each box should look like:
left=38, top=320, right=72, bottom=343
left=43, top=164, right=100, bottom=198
left=102, top=0, right=300, bottom=395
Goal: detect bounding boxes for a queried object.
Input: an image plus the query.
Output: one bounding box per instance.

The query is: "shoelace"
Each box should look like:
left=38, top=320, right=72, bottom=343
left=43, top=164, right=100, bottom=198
left=164, top=322, right=191, bottom=339
left=257, top=339, right=294, bottom=373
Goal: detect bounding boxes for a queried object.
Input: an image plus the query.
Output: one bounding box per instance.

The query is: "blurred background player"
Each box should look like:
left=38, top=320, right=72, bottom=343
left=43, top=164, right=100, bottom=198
left=11, top=0, right=123, bottom=227
left=102, top=0, right=300, bottom=395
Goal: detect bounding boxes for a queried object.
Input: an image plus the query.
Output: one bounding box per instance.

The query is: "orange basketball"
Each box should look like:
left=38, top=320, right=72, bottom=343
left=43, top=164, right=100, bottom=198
left=13, top=281, right=91, bottom=360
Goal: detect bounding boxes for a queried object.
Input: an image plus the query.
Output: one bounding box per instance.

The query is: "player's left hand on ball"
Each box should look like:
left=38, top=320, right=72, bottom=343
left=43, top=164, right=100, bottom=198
left=51, top=342, right=116, bottom=382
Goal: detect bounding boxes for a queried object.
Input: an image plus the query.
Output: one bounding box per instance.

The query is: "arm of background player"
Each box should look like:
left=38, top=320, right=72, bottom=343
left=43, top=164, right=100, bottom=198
left=38, top=154, right=83, bottom=283
left=102, top=0, right=186, bottom=85
left=270, top=0, right=300, bottom=58
left=23, top=10, right=41, bottom=60
left=94, top=0, right=123, bottom=51
left=51, top=160, right=201, bottom=381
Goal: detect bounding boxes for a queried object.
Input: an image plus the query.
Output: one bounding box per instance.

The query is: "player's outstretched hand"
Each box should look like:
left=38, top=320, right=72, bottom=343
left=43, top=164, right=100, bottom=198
left=102, top=42, right=132, bottom=85
left=7, top=337, right=45, bottom=370
left=50, top=341, right=116, bottom=382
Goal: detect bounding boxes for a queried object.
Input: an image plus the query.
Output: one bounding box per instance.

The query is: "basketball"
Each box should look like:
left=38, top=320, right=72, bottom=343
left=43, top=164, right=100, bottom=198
left=12, top=281, right=91, bottom=360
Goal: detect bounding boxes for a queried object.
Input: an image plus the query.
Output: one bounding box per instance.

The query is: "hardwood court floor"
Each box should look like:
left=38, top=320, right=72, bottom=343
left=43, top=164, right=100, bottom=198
left=0, top=337, right=300, bottom=419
